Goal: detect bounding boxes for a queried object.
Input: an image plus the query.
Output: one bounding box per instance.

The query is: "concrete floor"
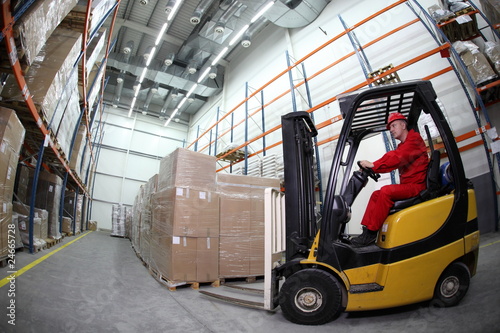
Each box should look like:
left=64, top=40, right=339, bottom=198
left=0, top=230, right=499, bottom=333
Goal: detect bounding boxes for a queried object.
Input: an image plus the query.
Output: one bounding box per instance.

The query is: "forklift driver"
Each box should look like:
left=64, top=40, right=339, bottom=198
left=350, top=112, right=429, bottom=247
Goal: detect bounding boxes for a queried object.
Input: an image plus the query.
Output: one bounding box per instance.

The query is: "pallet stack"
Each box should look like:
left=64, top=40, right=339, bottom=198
left=131, top=148, right=282, bottom=289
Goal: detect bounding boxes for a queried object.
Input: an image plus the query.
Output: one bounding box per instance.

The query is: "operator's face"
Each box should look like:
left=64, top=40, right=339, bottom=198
left=389, top=120, right=407, bottom=141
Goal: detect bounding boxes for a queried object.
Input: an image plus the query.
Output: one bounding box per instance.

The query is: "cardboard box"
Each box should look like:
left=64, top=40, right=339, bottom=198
left=13, top=0, right=78, bottom=66
left=0, top=107, right=26, bottom=153
left=0, top=202, right=13, bottom=258
left=158, top=148, right=217, bottom=191
left=217, top=173, right=280, bottom=237
left=150, top=234, right=218, bottom=283
left=62, top=216, right=72, bottom=234
left=151, top=187, right=219, bottom=238
left=12, top=202, right=48, bottom=239
left=219, top=236, right=265, bottom=277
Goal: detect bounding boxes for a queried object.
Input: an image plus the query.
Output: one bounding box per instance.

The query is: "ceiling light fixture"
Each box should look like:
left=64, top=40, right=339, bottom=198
left=229, top=24, right=249, bottom=46
left=138, top=67, right=148, bottom=83
left=211, top=47, right=228, bottom=66
left=129, top=97, right=137, bottom=117
left=198, top=67, right=212, bottom=83
left=145, top=46, right=156, bottom=66
left=155, top=23, right=168, bottom=45
left=251, top=1, right=274, bottom=23
left=167, top=0, right=183, bottom=21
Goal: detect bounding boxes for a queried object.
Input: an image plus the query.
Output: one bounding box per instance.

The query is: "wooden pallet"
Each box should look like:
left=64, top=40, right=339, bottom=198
left=369, top=64, right=401, bottom=86
left=216, top=149, right=245, bottom=163
left=147, top=266, right=220, bottom=291
left=44, top=237, right=63, bottom=249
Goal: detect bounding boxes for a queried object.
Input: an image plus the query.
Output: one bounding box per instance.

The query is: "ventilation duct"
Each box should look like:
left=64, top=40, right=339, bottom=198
left=214, top=1, right=243, bottom=34
left=241, top=0, right=331, bottom=28
left=191, top=0, right=217, bottom=25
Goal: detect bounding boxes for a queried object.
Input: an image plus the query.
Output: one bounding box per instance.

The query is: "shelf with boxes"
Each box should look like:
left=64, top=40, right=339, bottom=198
left=0, top=0, right=119, bottom=253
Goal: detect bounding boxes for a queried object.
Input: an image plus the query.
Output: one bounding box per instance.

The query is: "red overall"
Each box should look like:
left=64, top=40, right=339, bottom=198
left=361, top=129, right=429, bottom=231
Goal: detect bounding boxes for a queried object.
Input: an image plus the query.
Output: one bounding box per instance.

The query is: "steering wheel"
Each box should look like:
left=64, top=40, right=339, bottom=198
left=357, top=161, right=381, bottom=182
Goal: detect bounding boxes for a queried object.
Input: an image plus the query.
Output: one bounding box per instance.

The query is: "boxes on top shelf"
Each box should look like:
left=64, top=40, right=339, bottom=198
left=1, top=27, right=82, bottom=158
left=13, top=0, right=78, bottom=66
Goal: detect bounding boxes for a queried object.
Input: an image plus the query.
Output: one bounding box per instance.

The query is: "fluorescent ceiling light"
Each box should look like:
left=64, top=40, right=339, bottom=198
left=251, top=1, right=274, bottom=23
left=211, top=47, right=228, bottom=66
left=197, top=67, right=212, bottom=83
left=138, top=67, right=148, bottom=83
left=145, top=46, right=156, bottom=66
left=155, top=23, right=168, bottom=45
left=229, top=24, right=249, bottom=46
left=177, top=97, right=188, bottom=109
left=186, top=84, right=198, bottom=97
left=167, top=0, right=183, bottom=21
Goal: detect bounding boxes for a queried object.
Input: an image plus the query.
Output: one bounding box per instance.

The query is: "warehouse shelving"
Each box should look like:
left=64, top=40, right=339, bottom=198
left=187, top=0, right=498, bottom=231
left=0, top=0, right=120, bottom=252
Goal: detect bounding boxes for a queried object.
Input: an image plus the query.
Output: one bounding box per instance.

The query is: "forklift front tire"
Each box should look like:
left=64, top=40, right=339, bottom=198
left=279, top=268, right=343, bottom=325
left=433, top=262, right=471, bottom=307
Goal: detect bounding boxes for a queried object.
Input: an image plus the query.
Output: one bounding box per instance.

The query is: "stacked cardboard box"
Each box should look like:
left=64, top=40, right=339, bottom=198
left=111, top=204, right=127, bottom=237
left=15, top=167, right=63, bottom=240
left=0, top=108, right=25, bottom=258
left=217, top=173, right=281, bottom=277
left=13, top=202, right=49, bottom=241
left=64, top=191, right=82, bottom=235
left=62, top=216, right=73, bottom=234
left=131, top=185, right=144, bottom=253
left=139, top=174, right=158, bottom=266
left=1, top=27, right=82, bottom=158
left=151, top=148, right=219, bottom=283
left=12, top=0, right=78, bottom=66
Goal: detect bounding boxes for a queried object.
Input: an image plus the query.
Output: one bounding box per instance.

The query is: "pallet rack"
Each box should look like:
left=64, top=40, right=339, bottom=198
left=0, top=0, right=120, bottom=252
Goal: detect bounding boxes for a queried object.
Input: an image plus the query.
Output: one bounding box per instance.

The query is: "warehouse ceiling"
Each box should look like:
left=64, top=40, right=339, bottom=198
left=102, top=0, right=331, bottom=125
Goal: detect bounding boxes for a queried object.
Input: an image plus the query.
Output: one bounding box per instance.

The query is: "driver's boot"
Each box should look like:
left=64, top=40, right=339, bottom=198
left=351, top=227, right=377, bottom=247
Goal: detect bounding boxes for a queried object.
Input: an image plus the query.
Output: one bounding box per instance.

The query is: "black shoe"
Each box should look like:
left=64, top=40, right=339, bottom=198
left=351, top=227, right=377, bottom=247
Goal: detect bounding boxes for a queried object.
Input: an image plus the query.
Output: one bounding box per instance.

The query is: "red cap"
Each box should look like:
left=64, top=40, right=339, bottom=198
left=386, top=112, right=407, bottom=129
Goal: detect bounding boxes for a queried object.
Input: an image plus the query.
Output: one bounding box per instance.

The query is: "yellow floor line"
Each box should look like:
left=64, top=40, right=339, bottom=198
left=0, top=231, right=92, bottom=288
left=480, top=238, right=500, bottom=249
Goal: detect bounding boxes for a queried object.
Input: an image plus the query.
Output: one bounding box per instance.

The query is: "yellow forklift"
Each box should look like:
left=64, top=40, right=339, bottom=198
left=200, top=80, right=479, bottom=325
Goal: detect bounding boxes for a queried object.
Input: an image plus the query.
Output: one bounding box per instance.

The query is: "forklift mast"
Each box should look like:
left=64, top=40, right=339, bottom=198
left=281, top=111, right=319, bottom=261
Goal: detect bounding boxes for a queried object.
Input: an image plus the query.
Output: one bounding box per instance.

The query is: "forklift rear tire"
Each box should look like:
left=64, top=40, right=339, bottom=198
left=433, top=262, right=470, bottom=307
left=279, top=268, right=343, bottom=325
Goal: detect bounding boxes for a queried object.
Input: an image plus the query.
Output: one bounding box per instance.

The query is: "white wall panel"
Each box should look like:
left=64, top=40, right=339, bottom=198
left=101, top=123, right=132, bottom=150
left=92, top=173, right=123, bottom=203
left=96, top=148, right=126, bottom=176
left=121, top=179, right=144, bottom=205
left=90, top=200, right=115, bottom=231
left=125, top=154, right=160, bottom=181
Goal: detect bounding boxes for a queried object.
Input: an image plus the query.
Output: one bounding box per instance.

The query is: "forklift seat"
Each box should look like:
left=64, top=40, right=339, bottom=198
left=389, top=149, right=442, bottom=214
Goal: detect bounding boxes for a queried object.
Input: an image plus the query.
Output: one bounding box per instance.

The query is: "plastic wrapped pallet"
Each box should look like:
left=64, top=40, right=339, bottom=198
left=88, top=220, right=98, bottom=231
left=216, top=173, right=281, bottom=278
left=479, top=0, right=500, bottom=25
left=12, top=202, right=49, bottom=240
left=62, top=216, right=73, bottom=235
left=17, top=213, right=46, bottom=250
left=149, top=185, right=219, bottom=283
left=13, top=0, right=78, bottom=65
left=11, top=213, right=24, bottom=249
left=139, top=174, right=158, bottom=266
left=131, top=185, right=145, bottom=253
left=0, top=108, right=25, bottom=205
left=158, top=148, right=217, bottom=192
left=0, top=202, right=13, bottom=258
left=1, top=27, right=82, bottom=157
left=69, top=124, right=88, bottom=176
left=453, top=41, right=498, bottom=86
left=111, top=204, right=126, bottom=237
left=484, top=41, right=500, bottom=75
